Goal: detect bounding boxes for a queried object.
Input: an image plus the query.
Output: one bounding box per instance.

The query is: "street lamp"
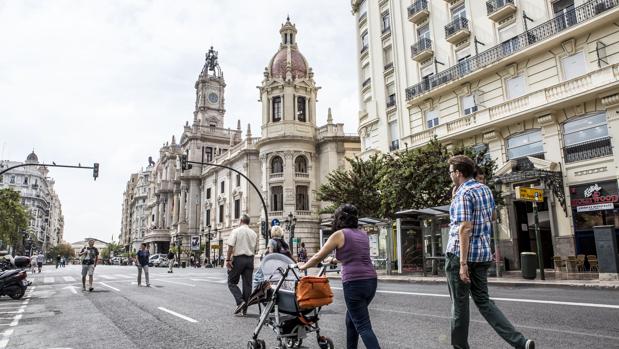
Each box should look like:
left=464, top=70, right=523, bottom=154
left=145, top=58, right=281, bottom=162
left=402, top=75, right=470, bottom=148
left=175, top=235, right=183, bottom=268
left=204, top=225, right=213, bottom=268
left=284, top=212, right=297, bottom=255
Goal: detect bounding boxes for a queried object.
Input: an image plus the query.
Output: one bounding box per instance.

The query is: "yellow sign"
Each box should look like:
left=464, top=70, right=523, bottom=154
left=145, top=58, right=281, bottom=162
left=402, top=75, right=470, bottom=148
left=515, top=187, right=544, bottom=202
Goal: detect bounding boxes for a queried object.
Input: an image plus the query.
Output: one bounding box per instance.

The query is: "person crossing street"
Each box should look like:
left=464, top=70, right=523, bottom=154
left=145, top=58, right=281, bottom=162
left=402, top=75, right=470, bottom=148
left=79, top=240, right=99, bottom=292
left=446, top=155, right=534, bottom=349
left=226, top=214, right=258, bottom=316
left=136, top=243, right=150, bottom=287
left=167, top=250, right=175, bottom=273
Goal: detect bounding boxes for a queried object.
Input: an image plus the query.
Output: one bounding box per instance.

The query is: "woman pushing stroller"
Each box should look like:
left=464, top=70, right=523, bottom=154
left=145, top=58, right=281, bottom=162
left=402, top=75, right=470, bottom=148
left=298, top=204, right=381, bottom=349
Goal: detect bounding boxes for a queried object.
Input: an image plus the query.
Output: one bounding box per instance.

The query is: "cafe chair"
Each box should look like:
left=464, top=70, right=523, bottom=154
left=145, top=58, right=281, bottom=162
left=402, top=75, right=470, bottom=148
left=553, top=256, right=566, bottom=273
left=586, top=255, right=599, bottom=272
left=576, top=254, right=586, bottom=272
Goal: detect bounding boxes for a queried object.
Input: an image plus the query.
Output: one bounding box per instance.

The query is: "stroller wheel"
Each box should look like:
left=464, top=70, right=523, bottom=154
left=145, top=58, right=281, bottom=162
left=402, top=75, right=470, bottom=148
left=247, top=339, right=266, bottom=349
left=317, top=336, right=334, bottom=349
left=284, top=338, right=303, bottom=348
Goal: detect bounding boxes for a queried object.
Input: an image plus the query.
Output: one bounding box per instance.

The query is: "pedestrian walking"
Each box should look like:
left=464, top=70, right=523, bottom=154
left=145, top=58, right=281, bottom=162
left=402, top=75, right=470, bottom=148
left=79, top=240, right=99, bottom=292
left=36, top=252, right=44, bottom=273
left=56, top=255, right=61, bottom=269
left=266, top=226, right=294, bottom=260
left=30, top=256, right=36, bottom=273
left=136, top=243, right=150, bottom=287
left=298, top=242, right=308, bottom=276
left=226, top=214, right=258, bottom=317
left=167, top=250, right=175, bottom=273
left=446, top=155, right=534, bottom=349
left=298, top=204, right=381, bottom=349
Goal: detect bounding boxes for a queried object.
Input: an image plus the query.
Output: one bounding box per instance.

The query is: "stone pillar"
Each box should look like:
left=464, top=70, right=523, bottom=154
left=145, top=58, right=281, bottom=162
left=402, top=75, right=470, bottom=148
left=188, top=180, right=200, bottom=234
left=172, top=191, right=180, bottom=226
left=180, top=184, right=187, bottom=223
left=158, top=200, right=164, bottom=228
left=165, top=193, right=173, bottom=228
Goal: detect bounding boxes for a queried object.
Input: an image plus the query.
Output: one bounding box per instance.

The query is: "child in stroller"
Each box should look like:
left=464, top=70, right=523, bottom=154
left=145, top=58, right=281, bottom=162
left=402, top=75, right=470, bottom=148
left=246, top=253, right=334, bottom=349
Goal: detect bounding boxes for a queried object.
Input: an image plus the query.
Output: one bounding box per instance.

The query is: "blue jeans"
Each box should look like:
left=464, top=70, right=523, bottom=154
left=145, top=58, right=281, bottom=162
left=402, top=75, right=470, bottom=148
left=342, top=278, right=381, bottom=349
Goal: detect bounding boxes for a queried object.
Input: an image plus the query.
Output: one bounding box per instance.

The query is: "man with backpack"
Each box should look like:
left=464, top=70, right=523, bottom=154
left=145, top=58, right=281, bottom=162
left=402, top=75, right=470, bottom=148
left=79, top=240, right=99, bottom=292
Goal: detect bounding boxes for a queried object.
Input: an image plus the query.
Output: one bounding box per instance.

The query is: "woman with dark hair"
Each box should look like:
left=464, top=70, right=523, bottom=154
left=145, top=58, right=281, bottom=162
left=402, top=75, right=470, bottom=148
left=298, top=204, right=380, bottom=349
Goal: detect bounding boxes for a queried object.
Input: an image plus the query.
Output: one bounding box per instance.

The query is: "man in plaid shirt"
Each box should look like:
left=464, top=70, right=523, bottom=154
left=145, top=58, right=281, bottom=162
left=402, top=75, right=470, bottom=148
left=446, top=155, right=534, bottom=349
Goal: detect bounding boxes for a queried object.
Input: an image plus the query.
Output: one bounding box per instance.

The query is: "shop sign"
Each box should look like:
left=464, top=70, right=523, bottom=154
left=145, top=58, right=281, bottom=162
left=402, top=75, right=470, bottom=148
left=368, top=234, right=379, bottom=257
left=515, top=187, right=544, bottom=202
left=190, top=235, right=200, bottom=251
left=577, top=203, right=614, bottom=212
left=569, top=181, right=619, bottom=208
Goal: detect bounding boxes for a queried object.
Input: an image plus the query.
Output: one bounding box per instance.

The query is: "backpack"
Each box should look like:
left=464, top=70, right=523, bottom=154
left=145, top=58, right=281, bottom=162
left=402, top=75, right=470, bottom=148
left=273, top=239, right=294, bottom=261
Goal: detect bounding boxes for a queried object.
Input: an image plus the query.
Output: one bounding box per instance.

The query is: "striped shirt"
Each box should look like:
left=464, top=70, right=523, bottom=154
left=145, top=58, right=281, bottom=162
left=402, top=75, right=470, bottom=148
left=446, top=179, right=495, bottom=263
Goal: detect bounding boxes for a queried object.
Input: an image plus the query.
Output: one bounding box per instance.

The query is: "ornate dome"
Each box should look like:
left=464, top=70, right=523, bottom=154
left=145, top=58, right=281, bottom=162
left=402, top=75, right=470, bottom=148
left=25, top=150, right=39, bottom=164
left=270, top=47, right=308, bottom=79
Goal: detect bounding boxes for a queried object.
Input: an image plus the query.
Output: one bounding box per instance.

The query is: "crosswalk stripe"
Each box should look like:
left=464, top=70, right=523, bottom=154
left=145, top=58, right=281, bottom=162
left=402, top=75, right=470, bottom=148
left=113, top=274, right=133, bottom=279
left=63, top=276, right=76, bottom=282
left=190, top=278, right=227, bottom=284
left=98, top=275, right=115, bottom=280
left=43, top=277, right=55, bottom=283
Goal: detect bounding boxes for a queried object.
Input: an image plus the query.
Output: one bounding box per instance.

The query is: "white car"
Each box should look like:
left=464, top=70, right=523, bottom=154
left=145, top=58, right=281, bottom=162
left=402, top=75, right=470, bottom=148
left=149, top=254, right=168, bottom=267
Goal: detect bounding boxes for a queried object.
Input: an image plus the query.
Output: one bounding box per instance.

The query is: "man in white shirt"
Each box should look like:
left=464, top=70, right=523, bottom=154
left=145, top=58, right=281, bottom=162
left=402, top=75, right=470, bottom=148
left=226, top=214, right=258, bottom=316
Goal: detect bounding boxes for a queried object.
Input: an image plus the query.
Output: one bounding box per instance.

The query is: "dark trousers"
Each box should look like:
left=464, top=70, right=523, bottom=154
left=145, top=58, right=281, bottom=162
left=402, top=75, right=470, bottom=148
left=446, top=253, right=527, bottom=349
left=342, top=278, right=381, bottom=349
left=227, top=255, right=254, bottom=306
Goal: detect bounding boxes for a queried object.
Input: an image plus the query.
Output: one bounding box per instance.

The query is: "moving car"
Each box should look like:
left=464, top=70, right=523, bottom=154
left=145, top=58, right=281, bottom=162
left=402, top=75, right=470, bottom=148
left=149, top=254, right=168, bottom=267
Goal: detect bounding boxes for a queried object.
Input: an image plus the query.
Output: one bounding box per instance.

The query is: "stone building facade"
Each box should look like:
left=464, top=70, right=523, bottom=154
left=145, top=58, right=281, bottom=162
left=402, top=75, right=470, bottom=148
left=120, top=19, right=360, bottom=260
left=351, top=0, right=619, bottom=270
left=0, top=151, right=64, bottom=253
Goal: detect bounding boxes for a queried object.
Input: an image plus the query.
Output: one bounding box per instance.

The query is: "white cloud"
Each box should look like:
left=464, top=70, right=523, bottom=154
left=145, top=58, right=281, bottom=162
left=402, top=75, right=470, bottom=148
left=0, top=0, right=359, bottom=243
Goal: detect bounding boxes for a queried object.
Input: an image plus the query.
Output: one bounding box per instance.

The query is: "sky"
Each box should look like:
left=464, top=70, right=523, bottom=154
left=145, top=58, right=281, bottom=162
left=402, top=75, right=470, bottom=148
left=0, top=0, right=359, bottom=244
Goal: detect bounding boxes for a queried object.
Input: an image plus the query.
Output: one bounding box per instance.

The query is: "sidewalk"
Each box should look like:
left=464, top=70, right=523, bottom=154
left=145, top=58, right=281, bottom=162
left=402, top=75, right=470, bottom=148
left=326, top=270, right=619, bottom=289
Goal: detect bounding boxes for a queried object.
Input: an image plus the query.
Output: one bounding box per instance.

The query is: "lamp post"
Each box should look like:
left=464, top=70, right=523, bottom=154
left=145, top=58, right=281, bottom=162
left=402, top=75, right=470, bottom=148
left=216, top=228, right=222, bottom=267
left=284, top=212, right=297, bottom=255
left=175, top=235, right=183, bottom=268
left=204, top=225, right=213, bottom=268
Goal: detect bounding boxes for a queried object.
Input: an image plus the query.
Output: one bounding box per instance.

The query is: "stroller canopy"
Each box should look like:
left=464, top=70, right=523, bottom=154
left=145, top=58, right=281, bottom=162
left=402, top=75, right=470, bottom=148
left=259, top=253, right=296, bottom=282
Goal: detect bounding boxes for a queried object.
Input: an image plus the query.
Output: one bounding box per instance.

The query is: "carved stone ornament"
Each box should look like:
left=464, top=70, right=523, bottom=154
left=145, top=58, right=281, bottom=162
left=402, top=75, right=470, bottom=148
left=600, top=93, right=619, bottom=107
left=537, top=113, right=555, bottom=126
left=419, top=98, right=434, bottom=111
left=483, top=130, right=498, bottom=142
left=561, top=38, right=576, bottom=55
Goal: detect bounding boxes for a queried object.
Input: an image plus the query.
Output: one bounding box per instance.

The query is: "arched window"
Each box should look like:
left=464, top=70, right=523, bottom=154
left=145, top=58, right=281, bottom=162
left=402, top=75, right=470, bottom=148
left=295, top=156, right=307, bottom=173
left=271, top=156, right=284, bottom=173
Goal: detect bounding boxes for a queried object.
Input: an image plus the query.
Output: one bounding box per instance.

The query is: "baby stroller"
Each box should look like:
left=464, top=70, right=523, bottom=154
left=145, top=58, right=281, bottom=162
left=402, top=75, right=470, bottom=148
left=247, top=253, right=334, bottom=349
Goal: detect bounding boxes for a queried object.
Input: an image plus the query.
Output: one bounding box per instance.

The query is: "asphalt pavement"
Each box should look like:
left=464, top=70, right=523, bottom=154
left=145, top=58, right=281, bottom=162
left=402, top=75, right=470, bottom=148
left=1, top=265, right=618, bottom=349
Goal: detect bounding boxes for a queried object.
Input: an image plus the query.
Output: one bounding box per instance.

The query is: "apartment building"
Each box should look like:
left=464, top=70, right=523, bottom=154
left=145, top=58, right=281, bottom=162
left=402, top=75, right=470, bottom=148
left=352, top=0, right=619, bottom=270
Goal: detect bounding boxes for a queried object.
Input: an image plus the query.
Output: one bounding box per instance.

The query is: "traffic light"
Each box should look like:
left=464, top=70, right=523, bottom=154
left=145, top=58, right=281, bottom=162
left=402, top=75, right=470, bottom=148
left=260, top=221, right=267, bottom=239
left=180, top=154, right=193, bottom=171
left=93, top=163, right=99, bottom=180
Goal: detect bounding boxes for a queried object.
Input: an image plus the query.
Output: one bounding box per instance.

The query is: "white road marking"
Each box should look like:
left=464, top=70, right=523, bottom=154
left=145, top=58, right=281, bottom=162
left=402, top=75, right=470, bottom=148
left=0, top=329, right=13, bottom=349
left=114, top=274, right=133, bottom=279
left=98, top=275, right=115, bottom=280
left=332, top=287, right=619, bottom=309
left=43, top=277, right=55, bottom=283
left=99, top=282, right=120, bottom=292
left=9, top=315, right=21, bottom=327
left=190, top=278, right=227, bottom=284
left=153, top=279, right=195, bottom=287
left=63, top=286, right=79, bottom=294
left=157, top=307, right=198, bottom=323
left=63, top=276, right=76, bottom=282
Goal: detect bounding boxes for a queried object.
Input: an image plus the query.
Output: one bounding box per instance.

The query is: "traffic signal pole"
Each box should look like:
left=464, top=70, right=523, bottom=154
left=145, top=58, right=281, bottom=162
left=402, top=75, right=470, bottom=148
left=182, top=157, right=269, bottom=248
left=0, top=162, right=100, bottom=180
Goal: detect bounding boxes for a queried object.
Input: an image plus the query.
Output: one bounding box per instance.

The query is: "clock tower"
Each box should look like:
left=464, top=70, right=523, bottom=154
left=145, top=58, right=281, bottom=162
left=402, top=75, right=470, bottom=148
left=194, top=46, right=225, bottom=128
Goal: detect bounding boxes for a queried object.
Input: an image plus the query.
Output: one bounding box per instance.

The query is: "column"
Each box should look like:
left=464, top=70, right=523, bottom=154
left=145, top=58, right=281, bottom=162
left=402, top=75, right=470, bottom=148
left=180, top=184, right=187, bottom=224
left=172, top=191, right=180, bottom=225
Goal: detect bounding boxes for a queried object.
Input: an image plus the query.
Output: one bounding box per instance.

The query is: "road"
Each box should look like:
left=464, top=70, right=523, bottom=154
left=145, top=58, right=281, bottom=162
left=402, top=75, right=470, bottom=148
left=1, top=265, right=618, bottom=348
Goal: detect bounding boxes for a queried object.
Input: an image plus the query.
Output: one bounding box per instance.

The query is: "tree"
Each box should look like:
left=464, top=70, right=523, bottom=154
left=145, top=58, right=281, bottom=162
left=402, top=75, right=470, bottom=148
left=0, top=188, right=31, bottom=251
left=48, top=243, right=75, bottom=260
left=101, top=241, right=123, bottom=260
left=316, top=154, right=385, bottom=218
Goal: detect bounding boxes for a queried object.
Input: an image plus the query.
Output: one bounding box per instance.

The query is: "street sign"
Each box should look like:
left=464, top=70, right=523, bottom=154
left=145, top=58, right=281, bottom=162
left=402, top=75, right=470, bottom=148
left=515, top=187, right=544, bottom=202
left=271, top=218, right=280, bottom=227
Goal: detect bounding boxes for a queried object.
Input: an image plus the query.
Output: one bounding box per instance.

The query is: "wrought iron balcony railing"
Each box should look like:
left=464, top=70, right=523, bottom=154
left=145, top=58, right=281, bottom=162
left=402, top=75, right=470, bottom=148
left=486, top=0, right=515, bottom=16
left=445, top=17, right=469, bottom=38
left=408, top=0, right=429, bottom=18
left=411, top=38, right=432, bottom=57
left=406, top=0, right=619, bottom=101
left=564, top=137, right=613, bottom=163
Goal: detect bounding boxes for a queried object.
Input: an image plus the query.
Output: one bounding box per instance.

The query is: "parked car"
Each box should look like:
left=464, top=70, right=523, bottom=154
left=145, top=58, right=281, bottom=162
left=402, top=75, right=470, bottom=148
left=149, top=254, right=168, bottom=267
left=111, top=257, right=122, bottom=265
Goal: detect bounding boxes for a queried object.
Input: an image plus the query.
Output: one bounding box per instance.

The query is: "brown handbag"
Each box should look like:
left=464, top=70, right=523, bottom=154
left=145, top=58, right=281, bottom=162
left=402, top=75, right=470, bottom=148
left=296, top=276, right=333, bottom=309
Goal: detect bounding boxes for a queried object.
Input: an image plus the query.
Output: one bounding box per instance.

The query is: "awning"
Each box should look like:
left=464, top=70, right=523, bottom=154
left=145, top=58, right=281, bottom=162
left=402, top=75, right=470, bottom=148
left=395, top=205, right=450, bottom=218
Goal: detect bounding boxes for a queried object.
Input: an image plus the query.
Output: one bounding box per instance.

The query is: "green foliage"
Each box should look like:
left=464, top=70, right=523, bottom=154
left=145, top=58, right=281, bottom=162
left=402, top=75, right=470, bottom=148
left=48, top=243, right=76, bottom=259
left=0, top=188, right=31, bottom=248
left=100, top=241, right=124, bottom=259
left=317, top=138, right=502, bottom=220
left=316, top=154, right=385, bottom=218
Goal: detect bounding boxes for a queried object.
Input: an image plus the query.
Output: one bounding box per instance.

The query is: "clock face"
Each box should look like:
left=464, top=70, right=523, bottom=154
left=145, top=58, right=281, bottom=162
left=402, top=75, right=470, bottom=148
left=208, top=92, right=219, bottom=104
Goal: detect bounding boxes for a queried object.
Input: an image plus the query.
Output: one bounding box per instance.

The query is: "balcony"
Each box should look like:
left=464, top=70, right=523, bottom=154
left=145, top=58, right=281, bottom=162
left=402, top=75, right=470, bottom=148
left=411, top=38, right=433, bottom=62
left=486, top=0, right=516, bottom=21
left=406, top=0, right=619, bottom=102
left=386, top=94, right=396, bottom=109
left=389, top=140, right=400, bottom=151
left=564, top=137, right=613, bottom=163
left=445, top=17, right=470, bottom=44
left=408, top=0, right=429, bottom=24
left=384, top=62, right=394, bottom=72
left=362, top=77, right=371, bottom=89
left=295, top=172, right=310, bottom=178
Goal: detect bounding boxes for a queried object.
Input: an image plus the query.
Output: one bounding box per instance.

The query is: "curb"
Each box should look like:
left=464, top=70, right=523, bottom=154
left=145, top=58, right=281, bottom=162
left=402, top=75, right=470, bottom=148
left=327, top=275, right=619, bottom=290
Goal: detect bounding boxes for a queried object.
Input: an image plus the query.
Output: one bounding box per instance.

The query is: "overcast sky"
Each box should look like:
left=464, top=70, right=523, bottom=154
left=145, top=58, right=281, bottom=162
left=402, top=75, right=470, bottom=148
left=0, top=1, right=358, bottom=244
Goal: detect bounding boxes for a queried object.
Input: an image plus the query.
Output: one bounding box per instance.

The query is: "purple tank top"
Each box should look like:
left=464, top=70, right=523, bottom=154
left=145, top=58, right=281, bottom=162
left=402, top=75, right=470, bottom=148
left=335, top=228, right=377, bottom=283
